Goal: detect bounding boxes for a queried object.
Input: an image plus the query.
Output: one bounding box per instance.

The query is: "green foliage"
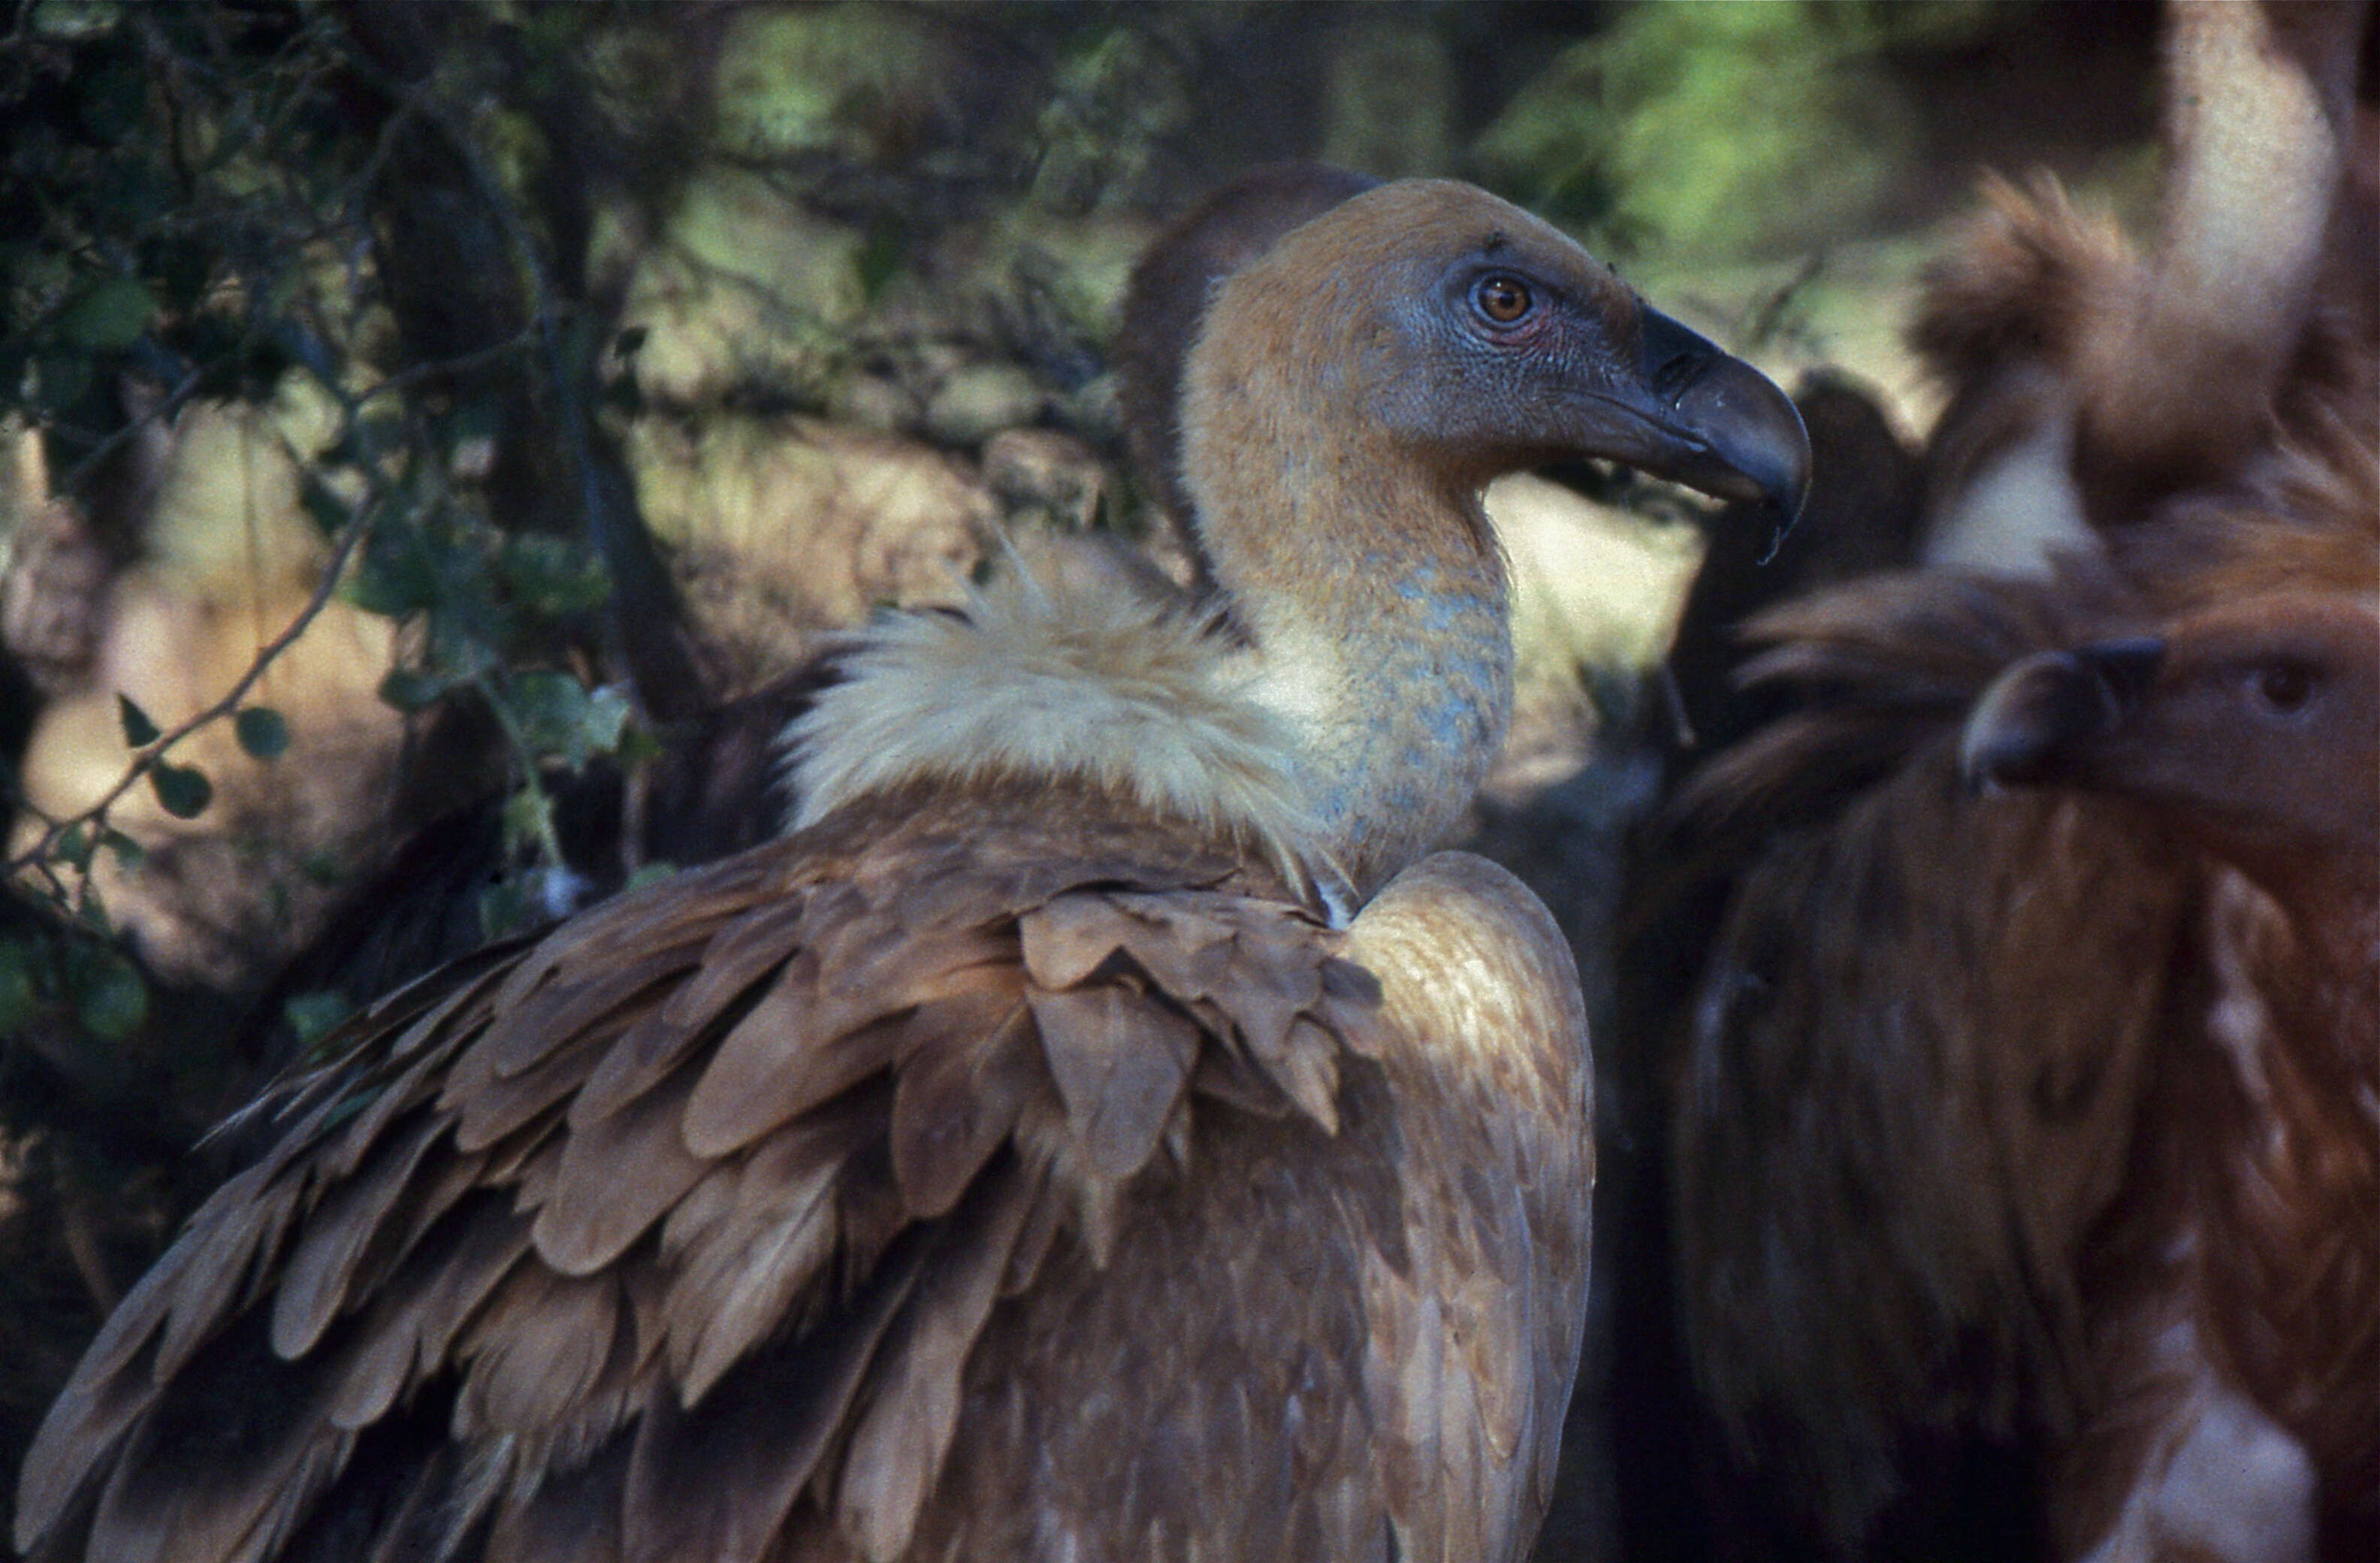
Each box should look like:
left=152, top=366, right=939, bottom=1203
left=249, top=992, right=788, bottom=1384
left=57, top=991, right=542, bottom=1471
left=711, top=3, right=956, bottom=166
left=2, top=4, right=375, bottom=451
left=53, top=275, right=156, bottom=351
left=98, top=829, right=144, bottom=872
left=1031, top=23, right=1193, bottom=213
left=0, top=942, right=37, bottom=1037
left=67, top=942, right=146, bottom=1040
left=1473, top=0, right=2031, bottom=258
left=116, top=694, right=160, bottom=749
left=510, top=672, right=631, bottom=769
left=376, top=666, right=453, bottom=714
left=497, top=534, right=613, bottom=618
left=3, top=1, right=660, bottom=1094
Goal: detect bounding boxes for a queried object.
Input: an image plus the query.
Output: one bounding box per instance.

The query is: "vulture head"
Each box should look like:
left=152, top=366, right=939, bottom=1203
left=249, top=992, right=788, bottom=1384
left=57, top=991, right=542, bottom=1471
left=806, top=178, right=1811, bottom=903
left=1962, top=590, right=2380, bottom=939
left=1182, top=179, right=1811, bottom=518
left=1161, top=180, right=1808, bottom=896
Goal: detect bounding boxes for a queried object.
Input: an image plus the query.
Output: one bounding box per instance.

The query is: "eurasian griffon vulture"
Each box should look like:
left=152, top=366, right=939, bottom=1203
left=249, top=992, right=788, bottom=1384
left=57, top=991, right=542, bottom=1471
left=14, top=180, right=1809, bottom=1563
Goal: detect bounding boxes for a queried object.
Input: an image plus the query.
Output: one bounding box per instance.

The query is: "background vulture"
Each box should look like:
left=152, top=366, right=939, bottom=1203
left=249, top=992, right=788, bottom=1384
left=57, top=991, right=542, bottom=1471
left=13, top=180, right=1808, bottom=1562
left=1962, top=522, right=2378, bottom=1561
left=1647, top=3, right=2377, bottom=1558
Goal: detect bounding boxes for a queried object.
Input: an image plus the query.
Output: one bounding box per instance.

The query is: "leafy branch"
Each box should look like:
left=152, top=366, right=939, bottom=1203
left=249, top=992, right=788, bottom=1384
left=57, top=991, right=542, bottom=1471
left=4, top=433, right=381, bottom=893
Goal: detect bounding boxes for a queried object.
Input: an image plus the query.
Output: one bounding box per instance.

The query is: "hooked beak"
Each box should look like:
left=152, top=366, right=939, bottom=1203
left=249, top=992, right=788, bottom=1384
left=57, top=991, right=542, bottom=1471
left=1608, top=307, right=1813, bottom=530
left=1959, top=637, right=2166, bottom=793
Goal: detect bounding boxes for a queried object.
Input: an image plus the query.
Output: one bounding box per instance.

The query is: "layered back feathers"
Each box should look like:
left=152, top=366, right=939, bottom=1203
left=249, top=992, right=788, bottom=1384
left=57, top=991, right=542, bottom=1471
left=13, top=792, right=1391, bottom=1562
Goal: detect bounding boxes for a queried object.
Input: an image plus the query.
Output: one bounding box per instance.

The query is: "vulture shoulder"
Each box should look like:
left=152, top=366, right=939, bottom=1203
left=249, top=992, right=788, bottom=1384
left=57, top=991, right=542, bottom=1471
left=1338, top=851, right=1595, bottom=1560
left=14, top=785, right=1590, bottom=1563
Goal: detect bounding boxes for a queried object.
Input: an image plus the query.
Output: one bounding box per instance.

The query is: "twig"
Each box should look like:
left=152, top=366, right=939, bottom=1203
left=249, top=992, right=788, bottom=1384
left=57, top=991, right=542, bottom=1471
left=4, top=480, right=382, bottom=879
left=47, top=361, right=210, bottom=499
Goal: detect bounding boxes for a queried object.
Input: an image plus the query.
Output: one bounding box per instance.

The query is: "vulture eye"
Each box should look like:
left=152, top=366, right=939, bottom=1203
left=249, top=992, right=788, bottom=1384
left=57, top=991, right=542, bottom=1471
left=2252, top=661, right=2318, bottom=714
left=1472, top=274, right=1535, bottom=326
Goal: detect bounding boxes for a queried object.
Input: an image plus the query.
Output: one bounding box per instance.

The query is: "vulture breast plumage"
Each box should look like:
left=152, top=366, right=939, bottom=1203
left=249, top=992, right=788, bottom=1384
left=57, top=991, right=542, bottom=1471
left=13, top=180, right=1809, bottom=1563
left=1964, top=549, right=2379, bottom=1561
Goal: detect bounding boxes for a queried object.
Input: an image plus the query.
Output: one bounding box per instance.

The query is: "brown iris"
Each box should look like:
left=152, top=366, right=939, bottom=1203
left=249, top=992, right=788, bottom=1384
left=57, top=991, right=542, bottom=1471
left=2255, top=661, right=2315, bottom=712
left=1473, top=274, right=1533, bottom=325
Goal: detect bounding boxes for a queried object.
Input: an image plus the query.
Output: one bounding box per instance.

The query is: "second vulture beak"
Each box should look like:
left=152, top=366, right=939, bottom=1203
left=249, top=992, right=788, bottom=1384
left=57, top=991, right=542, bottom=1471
left=1960, top=637, right=2168, bottom=793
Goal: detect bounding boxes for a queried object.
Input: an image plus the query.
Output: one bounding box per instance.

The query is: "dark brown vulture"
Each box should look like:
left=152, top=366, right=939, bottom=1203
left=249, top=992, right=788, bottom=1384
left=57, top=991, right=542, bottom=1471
left=1649, top=5, right=2376, bottom=1556
left=1664, top=425, right=2375, bottom=1562
left=1963, top=528, right=2378, bottom=1561
left=12, top=180, right=1809, bottom=1563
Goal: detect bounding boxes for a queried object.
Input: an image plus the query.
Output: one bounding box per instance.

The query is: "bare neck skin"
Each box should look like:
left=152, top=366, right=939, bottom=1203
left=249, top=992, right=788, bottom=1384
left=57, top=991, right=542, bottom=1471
left=1164, top=177, right=1806, bottom=904
left=1182, top=322, right=1512, bottom=903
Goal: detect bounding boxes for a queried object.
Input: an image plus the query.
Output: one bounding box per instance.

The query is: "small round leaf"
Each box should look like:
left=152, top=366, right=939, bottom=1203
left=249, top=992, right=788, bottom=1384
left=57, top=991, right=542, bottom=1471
left=71, top=950, right=147, bottom=1042
left=150, top=760, right=214, bottom=819
left=235, top=706, right=291, bottom=761
left=56, top=275, right=156, bottom=351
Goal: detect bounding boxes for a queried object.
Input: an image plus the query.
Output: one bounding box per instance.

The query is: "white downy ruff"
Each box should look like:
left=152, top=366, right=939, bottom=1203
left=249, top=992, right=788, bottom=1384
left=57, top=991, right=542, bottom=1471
left=788, top=566, right=1342, bottom=905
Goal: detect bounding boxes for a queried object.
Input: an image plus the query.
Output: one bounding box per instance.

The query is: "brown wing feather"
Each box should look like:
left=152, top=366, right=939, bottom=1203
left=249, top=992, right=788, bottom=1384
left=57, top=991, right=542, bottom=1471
left=835, top=1164, right=1040, bottom=1559
left=21, top=785, right=1467, bottom=1563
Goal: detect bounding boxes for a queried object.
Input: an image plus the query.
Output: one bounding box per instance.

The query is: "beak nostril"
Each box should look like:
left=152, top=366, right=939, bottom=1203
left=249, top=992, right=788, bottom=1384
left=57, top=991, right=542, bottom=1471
left=1648, top=353, right=1706, bottom=407
left=2075, top=638, right=2165, bottom=707
left=1624, top=304, right=1811, bottom=525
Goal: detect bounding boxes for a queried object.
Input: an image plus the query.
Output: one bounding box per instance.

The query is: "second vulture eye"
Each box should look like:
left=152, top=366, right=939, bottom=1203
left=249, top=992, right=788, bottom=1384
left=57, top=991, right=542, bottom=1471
left=1472, top=274, right=1534, bottom=325
left=2253, top=661, right=2317, bottom=714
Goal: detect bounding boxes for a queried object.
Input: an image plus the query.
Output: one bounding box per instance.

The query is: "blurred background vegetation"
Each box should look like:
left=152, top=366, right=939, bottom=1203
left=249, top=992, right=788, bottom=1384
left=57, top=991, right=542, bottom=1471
left=0, top=0, right=2165, bottom=1552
